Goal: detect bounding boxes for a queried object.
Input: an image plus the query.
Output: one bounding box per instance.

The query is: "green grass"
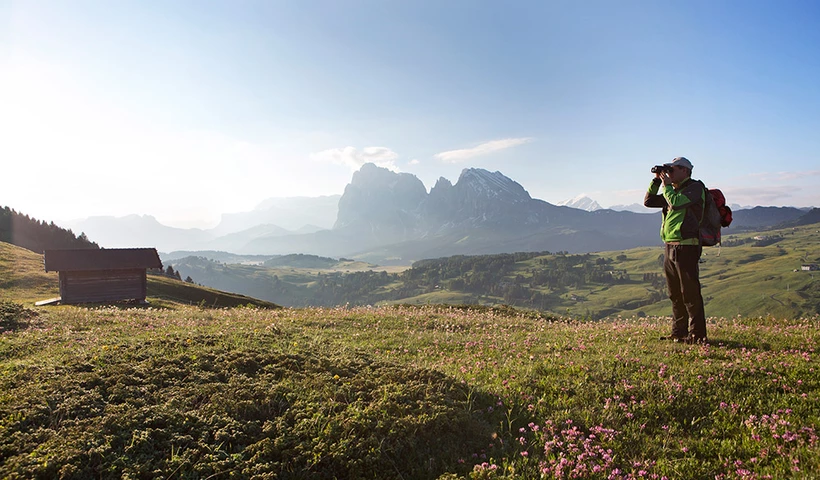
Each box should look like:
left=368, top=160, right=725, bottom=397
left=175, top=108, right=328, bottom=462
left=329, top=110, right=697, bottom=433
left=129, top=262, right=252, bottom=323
left=146, top=275, right=280, bottom=309
left=383, top=290, right=482, bottom=306
left=2, top=238, right=820, bottom=478
left=0, top=242, right=57, bottom=304
left=1, top=304, right=819, bottom=479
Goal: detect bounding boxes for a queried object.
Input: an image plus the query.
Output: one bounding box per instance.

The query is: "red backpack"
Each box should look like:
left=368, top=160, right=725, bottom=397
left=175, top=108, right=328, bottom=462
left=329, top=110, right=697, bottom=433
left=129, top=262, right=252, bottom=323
left=698, top=181, right=733, bottom=247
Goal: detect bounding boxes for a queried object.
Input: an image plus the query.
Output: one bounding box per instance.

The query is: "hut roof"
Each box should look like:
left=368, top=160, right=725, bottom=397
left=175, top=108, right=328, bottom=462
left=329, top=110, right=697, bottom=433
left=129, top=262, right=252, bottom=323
left=44, top=248, right=162, bottom=272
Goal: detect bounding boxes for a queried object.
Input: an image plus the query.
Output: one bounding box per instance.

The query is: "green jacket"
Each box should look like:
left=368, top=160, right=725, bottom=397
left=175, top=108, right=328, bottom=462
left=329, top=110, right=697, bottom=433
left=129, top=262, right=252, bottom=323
left=644, top=177, right=705, bottom=244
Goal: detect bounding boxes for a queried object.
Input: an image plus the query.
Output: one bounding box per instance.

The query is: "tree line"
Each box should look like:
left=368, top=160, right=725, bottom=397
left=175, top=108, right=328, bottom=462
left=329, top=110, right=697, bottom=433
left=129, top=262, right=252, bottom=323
left=148, top=265, right=195, bottom=284
left=264, top=251, right=650, bottom=309
left=169, top=251, right=665, bottom=312
left=0, top=206, right=99, bottom=253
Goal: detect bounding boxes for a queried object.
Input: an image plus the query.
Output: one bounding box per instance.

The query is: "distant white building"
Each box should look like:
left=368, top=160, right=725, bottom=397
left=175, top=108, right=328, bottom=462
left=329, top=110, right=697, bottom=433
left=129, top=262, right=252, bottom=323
left=802, top=264, right=819, bottom=271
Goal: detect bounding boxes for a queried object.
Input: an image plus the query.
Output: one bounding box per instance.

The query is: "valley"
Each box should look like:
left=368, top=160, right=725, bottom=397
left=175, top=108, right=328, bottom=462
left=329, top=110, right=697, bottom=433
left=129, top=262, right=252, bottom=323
left=165, top=223, right=820, bottom=319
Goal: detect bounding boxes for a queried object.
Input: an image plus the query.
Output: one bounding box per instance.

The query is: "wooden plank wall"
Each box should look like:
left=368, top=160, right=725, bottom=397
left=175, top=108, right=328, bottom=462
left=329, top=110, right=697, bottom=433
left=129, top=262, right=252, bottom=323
left=60, top=269, right=147, bottom=303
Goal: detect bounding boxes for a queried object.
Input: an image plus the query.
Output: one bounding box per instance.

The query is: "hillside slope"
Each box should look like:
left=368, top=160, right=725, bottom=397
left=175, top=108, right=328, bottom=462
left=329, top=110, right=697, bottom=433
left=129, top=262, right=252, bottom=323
left=0, top=241, right=57, bottom=303
left=0, top=241, right=279, bottom=308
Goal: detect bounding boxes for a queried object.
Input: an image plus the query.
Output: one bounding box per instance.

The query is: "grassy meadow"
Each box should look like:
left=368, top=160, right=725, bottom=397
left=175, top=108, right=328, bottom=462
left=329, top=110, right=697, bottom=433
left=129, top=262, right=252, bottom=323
left=2, top=239, right=820, bottom=479
left=2, top=304, right=819, bottom=478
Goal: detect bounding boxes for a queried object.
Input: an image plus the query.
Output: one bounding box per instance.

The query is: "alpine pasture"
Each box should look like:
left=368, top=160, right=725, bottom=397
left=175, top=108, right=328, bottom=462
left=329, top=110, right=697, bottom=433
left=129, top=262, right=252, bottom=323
left=1, top=240, right=819, bottom=479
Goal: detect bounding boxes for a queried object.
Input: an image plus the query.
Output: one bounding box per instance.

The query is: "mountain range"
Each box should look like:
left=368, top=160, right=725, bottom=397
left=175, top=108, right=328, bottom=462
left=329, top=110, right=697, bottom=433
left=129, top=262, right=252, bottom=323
left=65, top=164, right=815, bottom=265
left=65, top=196, right=339, bottom=254
left=554, top=197, right=765, bottom=215
left=557, top=195, right=604, bottom=212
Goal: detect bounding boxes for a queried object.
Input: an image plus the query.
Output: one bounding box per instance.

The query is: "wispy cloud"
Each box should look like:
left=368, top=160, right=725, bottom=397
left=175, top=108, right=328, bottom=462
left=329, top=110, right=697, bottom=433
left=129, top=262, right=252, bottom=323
left=745, top=170, right=820, bottom=182
left=434, top=137, right=533, bottom=163
left=730, top=170, right=820, bottom=207
left=311, top=146, right=400, bottom=172
left=724, top=185, right=800, bottom=205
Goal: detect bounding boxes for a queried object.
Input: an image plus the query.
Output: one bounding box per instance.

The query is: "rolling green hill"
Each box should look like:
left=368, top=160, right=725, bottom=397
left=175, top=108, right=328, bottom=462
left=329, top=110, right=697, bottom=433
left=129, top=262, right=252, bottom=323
left=0, top=241, right=59, bottom=303
left=165, top=223, right=820, bottom=318
left=0, top=241, right=280, bottom=309
left=262, top=253, right=344, bottom=268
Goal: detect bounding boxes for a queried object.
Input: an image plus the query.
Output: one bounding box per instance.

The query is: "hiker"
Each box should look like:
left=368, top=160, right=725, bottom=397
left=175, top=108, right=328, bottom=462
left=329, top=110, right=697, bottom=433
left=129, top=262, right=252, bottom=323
left=644, top=157, right=708, bottom=344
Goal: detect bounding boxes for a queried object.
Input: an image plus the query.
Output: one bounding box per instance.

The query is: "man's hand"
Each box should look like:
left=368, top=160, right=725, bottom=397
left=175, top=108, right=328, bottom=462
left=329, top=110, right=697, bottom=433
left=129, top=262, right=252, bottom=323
left=661, top=172, right=673, bottom=186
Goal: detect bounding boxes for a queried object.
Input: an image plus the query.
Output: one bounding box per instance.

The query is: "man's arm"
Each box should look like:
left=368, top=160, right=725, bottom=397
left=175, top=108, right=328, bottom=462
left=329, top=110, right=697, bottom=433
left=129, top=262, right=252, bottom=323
left=664, top=181, right=701, bottom=211
left=644, top=178, right=666, bottom=208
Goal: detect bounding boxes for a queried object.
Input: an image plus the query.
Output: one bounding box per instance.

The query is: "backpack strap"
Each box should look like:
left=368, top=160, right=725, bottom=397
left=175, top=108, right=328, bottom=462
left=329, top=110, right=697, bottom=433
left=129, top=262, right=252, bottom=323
left=695, top=180, right=707, bottom=225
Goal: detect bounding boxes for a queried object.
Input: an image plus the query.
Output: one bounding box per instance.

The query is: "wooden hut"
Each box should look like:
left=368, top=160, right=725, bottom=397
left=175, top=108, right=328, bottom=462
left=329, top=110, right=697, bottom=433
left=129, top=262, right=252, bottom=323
left=44, top=248, right=162, bottom=304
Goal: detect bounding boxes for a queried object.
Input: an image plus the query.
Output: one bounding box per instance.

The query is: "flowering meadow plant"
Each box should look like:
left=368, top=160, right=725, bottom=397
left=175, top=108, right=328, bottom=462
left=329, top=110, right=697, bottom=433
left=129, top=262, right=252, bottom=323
left=0, top=303, right=818, bottom=479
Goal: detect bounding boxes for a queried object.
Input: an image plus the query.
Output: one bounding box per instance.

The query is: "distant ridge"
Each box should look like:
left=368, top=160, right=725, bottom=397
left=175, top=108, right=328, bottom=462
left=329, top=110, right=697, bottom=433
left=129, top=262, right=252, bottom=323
left=730, top=207, right=806, bottom=230
left=776, top=208, right=820, bottom=228
left=213, top=195, right=339, bottom=235
left=557, top=195, right=602, bottom=211
left=609, top=203, right=652, bottom=214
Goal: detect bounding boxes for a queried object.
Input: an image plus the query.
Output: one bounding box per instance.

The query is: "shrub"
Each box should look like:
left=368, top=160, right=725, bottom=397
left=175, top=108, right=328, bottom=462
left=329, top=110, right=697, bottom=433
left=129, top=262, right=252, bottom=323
left=0, top=300, right=37, bottom=330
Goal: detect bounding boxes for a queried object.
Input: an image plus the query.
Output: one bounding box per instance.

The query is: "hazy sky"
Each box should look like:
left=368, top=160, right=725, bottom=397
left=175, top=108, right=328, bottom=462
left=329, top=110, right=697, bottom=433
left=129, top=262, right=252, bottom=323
left=3, top=0, right=819, bottom=228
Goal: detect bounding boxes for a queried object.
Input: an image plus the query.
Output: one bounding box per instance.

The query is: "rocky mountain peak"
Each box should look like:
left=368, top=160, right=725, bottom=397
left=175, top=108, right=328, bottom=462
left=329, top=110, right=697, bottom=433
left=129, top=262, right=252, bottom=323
left=455, top=168, right=531, bottom=203
left=334, top=163, right=427, bottom=235
left=431, top=177, right=453, bottom=190
left=558, top=195, right=602, bottom=212
left=349, top=162, right=410, bottom=187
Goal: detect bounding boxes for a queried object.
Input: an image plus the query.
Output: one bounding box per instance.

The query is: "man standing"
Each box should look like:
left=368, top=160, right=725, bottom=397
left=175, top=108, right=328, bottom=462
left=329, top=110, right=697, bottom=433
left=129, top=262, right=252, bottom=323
left=644, top=157, right=708, bottom=343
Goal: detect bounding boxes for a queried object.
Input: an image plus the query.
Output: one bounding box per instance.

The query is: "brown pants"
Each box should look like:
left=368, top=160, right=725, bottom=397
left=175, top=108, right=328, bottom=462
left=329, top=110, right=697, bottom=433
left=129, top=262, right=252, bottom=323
left=664, top=244, right=707, bottom=339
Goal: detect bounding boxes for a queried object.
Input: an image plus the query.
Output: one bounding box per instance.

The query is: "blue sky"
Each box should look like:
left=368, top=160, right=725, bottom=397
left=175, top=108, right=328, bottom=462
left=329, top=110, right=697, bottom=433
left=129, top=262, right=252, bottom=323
left=3, top=0, right=819, bottom=228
